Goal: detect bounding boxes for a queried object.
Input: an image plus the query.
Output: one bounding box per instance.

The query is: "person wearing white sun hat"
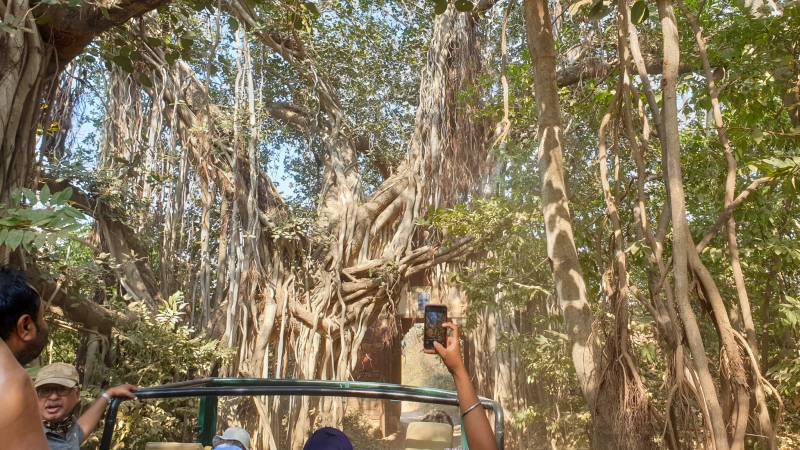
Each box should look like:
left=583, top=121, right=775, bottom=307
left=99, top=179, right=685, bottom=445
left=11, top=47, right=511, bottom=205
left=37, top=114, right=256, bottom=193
left=212, top=426, right=251, bottom=450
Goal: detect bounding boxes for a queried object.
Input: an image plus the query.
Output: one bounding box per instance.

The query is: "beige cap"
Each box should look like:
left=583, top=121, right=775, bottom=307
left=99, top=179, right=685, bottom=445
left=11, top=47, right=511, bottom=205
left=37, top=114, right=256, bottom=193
left=34, top=362, right=80, bottom=389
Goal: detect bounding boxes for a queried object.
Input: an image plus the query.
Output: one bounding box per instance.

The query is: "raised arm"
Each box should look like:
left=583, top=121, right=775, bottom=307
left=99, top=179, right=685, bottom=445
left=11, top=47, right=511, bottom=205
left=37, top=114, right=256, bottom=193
left=433, top=322, right=499, bottom=450
left=77, top=384, right=138, bottom=442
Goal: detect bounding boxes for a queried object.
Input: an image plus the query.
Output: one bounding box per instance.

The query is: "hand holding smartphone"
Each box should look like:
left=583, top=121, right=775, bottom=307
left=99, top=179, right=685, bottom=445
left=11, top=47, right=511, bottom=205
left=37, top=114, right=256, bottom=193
left=423, top=304, right=447, bottom=354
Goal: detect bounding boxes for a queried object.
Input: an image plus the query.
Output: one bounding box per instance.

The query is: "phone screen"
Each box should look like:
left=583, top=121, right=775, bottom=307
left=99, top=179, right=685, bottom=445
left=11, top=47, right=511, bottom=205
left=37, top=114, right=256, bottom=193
left=423, top=305, right=447, bottom=351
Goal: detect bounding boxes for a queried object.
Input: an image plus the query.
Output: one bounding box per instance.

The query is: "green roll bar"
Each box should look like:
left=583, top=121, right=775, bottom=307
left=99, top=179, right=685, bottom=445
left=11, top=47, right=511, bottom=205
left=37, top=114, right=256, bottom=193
left=99, top=377, right=504, bottom=450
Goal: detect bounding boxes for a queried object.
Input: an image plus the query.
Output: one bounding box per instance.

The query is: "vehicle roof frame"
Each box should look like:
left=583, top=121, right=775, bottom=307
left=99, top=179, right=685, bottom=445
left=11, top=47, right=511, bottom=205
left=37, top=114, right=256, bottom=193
left=98, top=377, right=504, bottom=450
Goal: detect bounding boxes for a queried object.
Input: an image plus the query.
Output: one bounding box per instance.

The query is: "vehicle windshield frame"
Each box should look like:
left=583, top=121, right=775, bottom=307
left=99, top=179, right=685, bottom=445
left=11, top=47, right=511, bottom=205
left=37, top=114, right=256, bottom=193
left=98, top=377, right=504, bottom=450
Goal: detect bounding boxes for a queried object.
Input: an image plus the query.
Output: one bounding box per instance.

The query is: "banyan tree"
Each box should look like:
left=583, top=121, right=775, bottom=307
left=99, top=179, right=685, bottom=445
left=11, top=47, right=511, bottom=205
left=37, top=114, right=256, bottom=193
left=2, top=0, right=797, bottom=448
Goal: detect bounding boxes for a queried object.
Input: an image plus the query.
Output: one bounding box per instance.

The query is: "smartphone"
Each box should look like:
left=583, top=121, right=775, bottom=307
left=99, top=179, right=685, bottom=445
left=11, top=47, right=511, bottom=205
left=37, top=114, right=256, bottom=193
left=423, top=304, right=448, bottom=353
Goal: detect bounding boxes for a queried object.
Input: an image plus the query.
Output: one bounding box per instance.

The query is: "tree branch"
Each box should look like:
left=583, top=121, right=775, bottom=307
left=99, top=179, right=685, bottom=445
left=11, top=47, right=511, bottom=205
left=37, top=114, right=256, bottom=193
left=37, top=0, right=172, bottom=62
left=25, top=265, right=124, bottom=333
left=556, top=55, right=694, bottom=87
left=267, top=102, right=313, bottom=132
left=695, top=176, right=773, bottom=253
left=39, top=178, right=163, bottom=308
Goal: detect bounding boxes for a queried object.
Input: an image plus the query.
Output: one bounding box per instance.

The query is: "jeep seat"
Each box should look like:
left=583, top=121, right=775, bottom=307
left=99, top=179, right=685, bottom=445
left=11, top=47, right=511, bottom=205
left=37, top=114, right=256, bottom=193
left=144, top=443, right=204, bottom=450
left=404, top=421, right=453, bottom=450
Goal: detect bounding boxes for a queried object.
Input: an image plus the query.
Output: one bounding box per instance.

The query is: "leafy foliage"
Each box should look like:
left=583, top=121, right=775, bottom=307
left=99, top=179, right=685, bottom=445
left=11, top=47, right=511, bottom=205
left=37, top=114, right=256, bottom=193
left=0, top=187, right=86, bottom=251
left=432, top=195, right=589, bottom=446
left=44, top=292, right=230, bottom=448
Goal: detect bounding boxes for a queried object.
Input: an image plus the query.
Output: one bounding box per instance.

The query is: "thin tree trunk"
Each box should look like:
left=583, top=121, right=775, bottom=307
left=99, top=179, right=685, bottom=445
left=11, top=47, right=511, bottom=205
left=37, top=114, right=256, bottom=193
left=198, top=178, right=213, bottom=327
left=657, top=0, right=730, bottom=447
left=214, top=194, right=231, bottom=312
left=681, top=6, right=775, bottom=448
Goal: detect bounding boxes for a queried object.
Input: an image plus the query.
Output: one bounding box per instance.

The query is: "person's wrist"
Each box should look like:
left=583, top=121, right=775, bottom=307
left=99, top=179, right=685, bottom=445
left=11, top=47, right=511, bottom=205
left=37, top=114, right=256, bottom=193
left=451, top=364, right=468, bottom=380
left=101, top=391, right=112, bottom=402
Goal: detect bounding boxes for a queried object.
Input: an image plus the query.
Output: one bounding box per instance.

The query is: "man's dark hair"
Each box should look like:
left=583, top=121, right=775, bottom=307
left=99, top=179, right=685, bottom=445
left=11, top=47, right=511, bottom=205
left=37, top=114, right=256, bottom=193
left=0, top=267, right=41, bottom=340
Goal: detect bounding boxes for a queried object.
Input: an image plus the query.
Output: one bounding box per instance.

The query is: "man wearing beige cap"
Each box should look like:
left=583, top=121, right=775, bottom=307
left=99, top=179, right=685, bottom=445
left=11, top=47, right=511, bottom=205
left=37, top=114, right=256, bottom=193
left=35, top=362, right=138, bottom=449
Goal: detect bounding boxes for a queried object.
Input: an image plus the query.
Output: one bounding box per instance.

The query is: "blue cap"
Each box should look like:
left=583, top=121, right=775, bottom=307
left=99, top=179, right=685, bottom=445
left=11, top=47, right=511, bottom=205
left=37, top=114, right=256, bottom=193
left=213, top=445, right=244, bottom=450
left=303, top=427, right=353, bottom=450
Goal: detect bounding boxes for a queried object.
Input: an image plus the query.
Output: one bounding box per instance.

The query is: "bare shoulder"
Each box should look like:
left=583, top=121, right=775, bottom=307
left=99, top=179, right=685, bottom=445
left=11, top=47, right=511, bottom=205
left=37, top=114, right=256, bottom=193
left=0, top=347, right=48, bottom=448
left=0, top=341, right=32, bottom=397
left=0, top=363, right=34, bottom=404
left=0, top=355, right=34, bottom=420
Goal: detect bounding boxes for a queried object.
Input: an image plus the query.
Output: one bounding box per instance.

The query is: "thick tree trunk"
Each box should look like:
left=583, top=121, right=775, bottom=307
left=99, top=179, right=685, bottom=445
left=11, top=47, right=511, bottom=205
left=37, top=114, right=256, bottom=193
left=0, top=0, right=53, bottom=202
left=522, top=0, right=602, bottom=428
left=25, top=4, right=489, bottom=447
left=1, top=0, right=170, bottom=202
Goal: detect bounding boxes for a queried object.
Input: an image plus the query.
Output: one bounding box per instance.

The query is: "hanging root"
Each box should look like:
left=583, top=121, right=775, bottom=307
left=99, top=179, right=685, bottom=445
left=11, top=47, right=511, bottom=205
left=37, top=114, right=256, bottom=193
left=731, top=329, right=784, bottom=430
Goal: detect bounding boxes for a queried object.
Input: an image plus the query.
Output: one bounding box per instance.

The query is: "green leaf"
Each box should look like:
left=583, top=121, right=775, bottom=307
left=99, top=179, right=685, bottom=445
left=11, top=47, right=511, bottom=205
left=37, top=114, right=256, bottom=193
left=589, top=0, right=607, bottom=19
left=0, top=228, right=8, bottom=245
left=40, top=185, right=50, bottom=204
left=226, top=16, right=238, bottom=34
left=34, top=14, right=54, bottom=25
left=631, top=0, right=649, bottom=24
left=57, top=187, right=73, bottom=204
left=145, top=37, right=162, bottom=48
left=21, top=188, right=35, bottom=203
left=290, top=13, right=304, bottom=30
left=165, top=51, right=180, bottom=65
left=433, top=0, right=447, bottom=15
left=62, top=207, right=85, bottom=220
left=752, top=128, right=764, bottom=144
left=5, top=229, right=24, bottom=250
left=33, top=232, right=48, bottom=249
left=304, top=1, right=320, bottom=18
left=138, top=74, right=154, bottom=88
left=180, top=35, right=194, bottom=50
left=455, top=0, right=474, bottom=12
left=20, top=231, right=35, bottom=251
left=111, top=54, right=134, bottom=73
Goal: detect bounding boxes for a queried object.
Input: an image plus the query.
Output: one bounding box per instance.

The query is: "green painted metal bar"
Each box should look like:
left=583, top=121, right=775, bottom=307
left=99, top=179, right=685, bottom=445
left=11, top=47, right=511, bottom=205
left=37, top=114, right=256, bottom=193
left=150, top=377, right=468, bottom=400
left=197, top=395, right=218, bottom=446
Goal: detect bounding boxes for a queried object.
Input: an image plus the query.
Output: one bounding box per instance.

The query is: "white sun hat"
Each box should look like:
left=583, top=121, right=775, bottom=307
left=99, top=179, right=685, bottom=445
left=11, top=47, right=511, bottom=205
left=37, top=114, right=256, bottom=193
left=212, top=427, right=250, bottom=450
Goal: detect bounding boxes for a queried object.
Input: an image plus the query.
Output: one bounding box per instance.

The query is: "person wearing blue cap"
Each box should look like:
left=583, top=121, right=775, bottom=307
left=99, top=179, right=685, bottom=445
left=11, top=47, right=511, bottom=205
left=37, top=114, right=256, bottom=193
left=212, top=426, right=250, bottom=450
left=303, top=426, right=353, bottom=450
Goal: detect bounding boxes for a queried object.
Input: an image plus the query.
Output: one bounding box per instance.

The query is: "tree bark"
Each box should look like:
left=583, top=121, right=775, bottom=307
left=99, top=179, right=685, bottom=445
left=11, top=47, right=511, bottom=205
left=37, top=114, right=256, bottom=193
left=1, top=0, right=171, bottom=202
left=522, top=0, right=601, bottom=419
left=657, top=0, right=730, bottom=448
left=681, top=5, right=775, bottom=447
left=0, top=0, right=51, bottom=203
